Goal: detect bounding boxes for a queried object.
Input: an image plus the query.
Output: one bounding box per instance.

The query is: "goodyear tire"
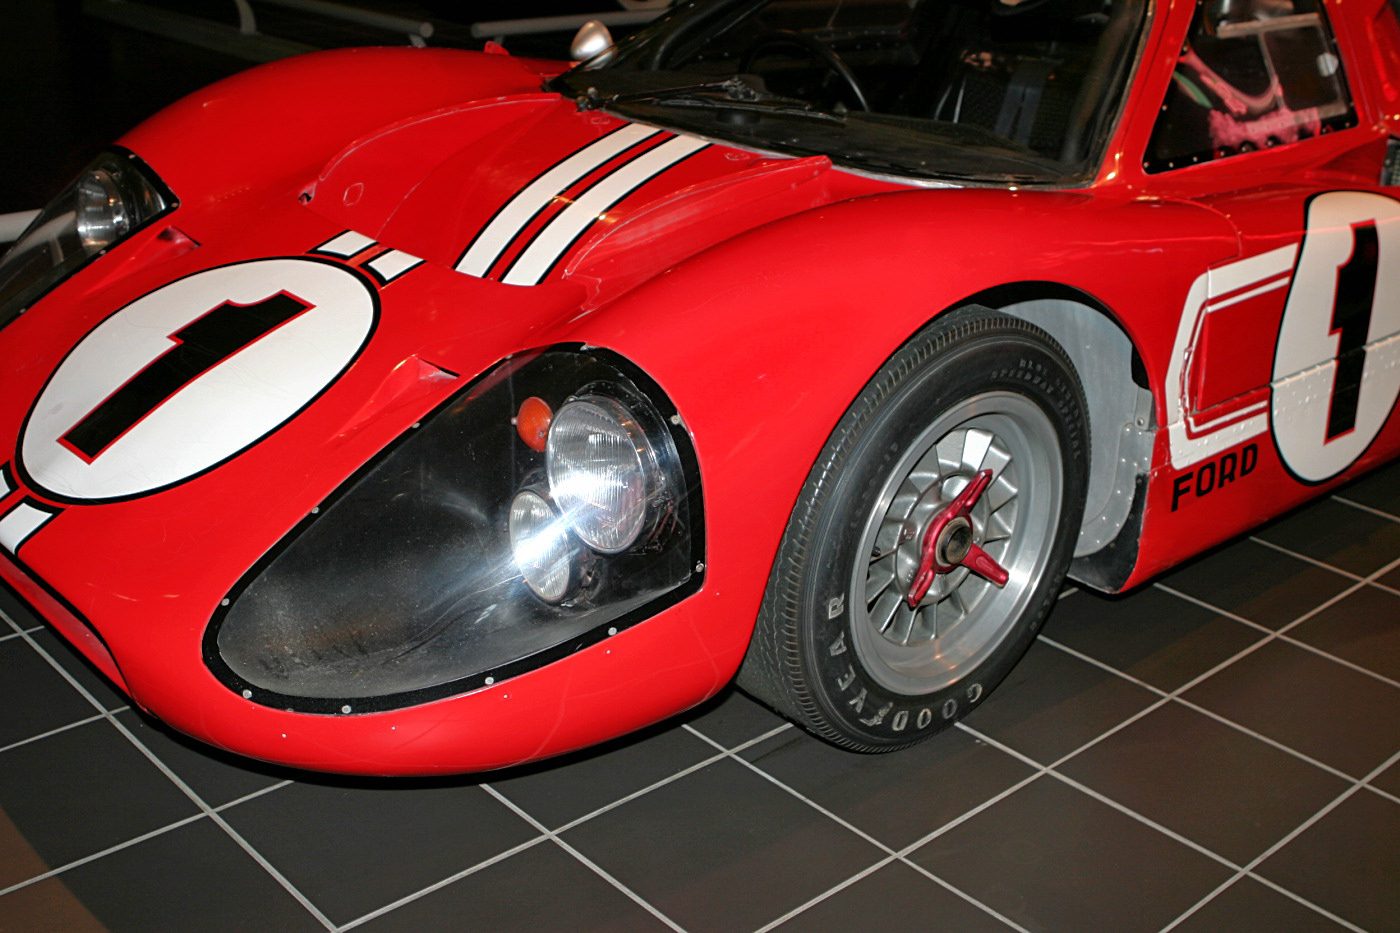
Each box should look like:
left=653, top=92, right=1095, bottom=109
left=738, top=306, right=1089, bottom=750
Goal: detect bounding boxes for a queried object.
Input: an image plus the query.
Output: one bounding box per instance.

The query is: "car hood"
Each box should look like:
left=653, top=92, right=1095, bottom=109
left=0, top=88, right=893, bottom=701
left=307, top=93, right=893, bottom=299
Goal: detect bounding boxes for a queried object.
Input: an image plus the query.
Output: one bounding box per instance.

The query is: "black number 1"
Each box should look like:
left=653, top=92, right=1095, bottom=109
left=1326, top=221, right=1379, bottom=441
left=62, top=292, right=312, bottom=461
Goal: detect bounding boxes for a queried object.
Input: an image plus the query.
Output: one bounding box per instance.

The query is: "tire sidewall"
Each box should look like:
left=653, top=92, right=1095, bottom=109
left=798, top=319, right=1087, bottom=746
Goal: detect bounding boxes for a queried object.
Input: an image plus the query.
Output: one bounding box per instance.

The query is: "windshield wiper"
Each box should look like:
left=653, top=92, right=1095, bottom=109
left=575, top=76, right=762, bottom=110
left=575, top=76, right=842, bottom=124
left=649, top=95, right=846, bottom=124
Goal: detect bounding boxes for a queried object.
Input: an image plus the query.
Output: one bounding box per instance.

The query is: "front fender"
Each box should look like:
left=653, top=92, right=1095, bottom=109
left=119, top=48, right=554, bottom=226
left=554, top=186, right=1238, bottom=677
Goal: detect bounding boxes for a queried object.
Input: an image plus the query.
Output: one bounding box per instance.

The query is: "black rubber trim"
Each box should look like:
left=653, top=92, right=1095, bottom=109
left=1068, top=472, right=1146, bottom=593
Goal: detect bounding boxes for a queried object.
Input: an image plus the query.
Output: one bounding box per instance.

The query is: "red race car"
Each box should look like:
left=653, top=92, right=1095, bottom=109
left=0, top=0, right=1396, bottom=774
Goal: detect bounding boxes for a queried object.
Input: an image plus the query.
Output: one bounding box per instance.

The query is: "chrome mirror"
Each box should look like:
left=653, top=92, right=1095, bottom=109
left=571, top=20, right=614, bottom=62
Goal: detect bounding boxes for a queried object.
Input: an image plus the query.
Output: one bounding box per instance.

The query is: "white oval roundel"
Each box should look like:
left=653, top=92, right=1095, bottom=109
left=20, top=258, right=376, bottom=502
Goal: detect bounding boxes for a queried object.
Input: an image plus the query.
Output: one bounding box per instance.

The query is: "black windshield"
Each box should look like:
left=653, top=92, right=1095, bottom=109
left=553, top=0, right=1146, bottom=183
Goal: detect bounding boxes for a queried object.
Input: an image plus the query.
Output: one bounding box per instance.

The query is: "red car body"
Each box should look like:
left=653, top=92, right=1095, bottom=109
left=0, top=0, right=1396, bottom=773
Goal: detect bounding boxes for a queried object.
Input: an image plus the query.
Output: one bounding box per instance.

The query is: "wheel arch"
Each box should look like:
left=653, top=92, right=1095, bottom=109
left=937, top=281, right=1155, bottom=592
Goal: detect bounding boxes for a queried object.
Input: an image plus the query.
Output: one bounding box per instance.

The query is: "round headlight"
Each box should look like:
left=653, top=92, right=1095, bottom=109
left=74, top=168, right=131, bottom=251
left=508, top=488, right=578, bottom=603
left=546, top=395, right=657, bottom=554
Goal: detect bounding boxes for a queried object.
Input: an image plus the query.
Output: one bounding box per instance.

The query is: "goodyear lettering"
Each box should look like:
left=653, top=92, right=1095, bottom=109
left=861, top=703, right=893, bottom=727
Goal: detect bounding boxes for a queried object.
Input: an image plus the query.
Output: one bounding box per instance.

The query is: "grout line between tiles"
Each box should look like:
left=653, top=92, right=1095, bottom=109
left=479, top=783, right=688, bottom=933
left=549, top=722, right=793, bottom=836
left=1, top=523, right=1392, bottom=931
left=0, top=708, right=129, bottom=756
left=682, top=723, right=1031, bottom=933
left=1332, top=494, right=1400, bottom=524
left=335, top=834, right=555, bottom=931
left=957, top=723, right=1363, bottom=928
left=336, top=722, right=796, bottom=930
left=1155, top=575, right=1400, bottom=691
left=0, top=607, right=337, bottom=932
left=1037, top=634, right=1372, bottom=786
left=751, top=855, right=901, bottom=933
left=0, top=625, right=42, bottom=644
left=1247, top=535, right=1400, bottom=598
left=1158, top=749, right=1400, bottom=933
left=0, top=776, right=295, bottom=899
left=0, top=813, right=208, bottom=897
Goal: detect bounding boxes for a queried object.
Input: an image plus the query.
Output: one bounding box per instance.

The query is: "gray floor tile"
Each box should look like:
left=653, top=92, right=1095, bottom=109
left=774, top=859, right=1012, bottom=932
left=1257, top=788, right=1400, bottom=932
left=219, top=777, right=537, bottom=926
left=26, top=630, right=127, bottom=713
left=360, top=839, right=669, bottom=933
left=1184, top=640, right=1400, bottom=779
left=1058, top=703, right=1348, bottom=863
left=682, top=687, right=790, bottom=749
left=1173, top=876, right=1346, bottom=932
left=114, top=710, right=293, bottom=809
left=1159, top=539, right=1353, bottom=630
left=960, top=640, right=1159, bottom=764
left=908, top=776, right=1233, bottom=932
left=1044, top=587, right=1264, bottom=691
left=0, top=721, right=198, bottom=890
left=1255, top=497, right=1400, bottom=577
left=489, top=723, right=715, bottom=830
left=563, top=757, right=885, bottom=933
left=0, top=637, right=100, bottom=749
left=1333, top=460, right=1400, bottom=516
left=0, top=820, right=323, bottom=933
left=742, top=724, right=1034, bottom=850
left=1286, top=586, right=1400, bottom=682
left=1372, top=759, right=1400, bottom=799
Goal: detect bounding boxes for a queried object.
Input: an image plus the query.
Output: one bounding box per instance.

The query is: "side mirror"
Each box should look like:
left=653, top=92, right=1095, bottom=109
left=571, top=20, right=614, bottom=62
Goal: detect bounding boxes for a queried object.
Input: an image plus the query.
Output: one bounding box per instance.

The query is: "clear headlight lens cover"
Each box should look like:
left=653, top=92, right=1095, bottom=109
left=207, top=348, right=703, bottom=713
left=0, top=150, right=173, bottom=330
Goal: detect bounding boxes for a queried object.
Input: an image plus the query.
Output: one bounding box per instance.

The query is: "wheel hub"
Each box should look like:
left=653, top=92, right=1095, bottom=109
left=850, top=398, right=1063, bottom=695
left=937, top=516, right=974, bottom=565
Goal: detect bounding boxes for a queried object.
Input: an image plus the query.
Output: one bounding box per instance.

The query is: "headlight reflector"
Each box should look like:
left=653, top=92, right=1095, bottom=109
left=75, top=166, right=133, bottom=250
left=509, top=487, right=579, bottom=603
left=547, top=396, right=657, bottom=554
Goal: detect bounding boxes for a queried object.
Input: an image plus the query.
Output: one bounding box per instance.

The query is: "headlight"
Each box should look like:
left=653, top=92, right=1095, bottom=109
left=207, top=348, right=703, bottom=712
left=508, top=487, right=581, bottom=603
left=0, top=150, right=174, bottom=330
left=547, top=395, right=661, bottom=554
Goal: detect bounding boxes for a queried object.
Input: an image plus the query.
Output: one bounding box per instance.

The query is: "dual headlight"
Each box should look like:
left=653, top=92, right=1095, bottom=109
left=509, top=393, right=676, bottom=603
left=209, top=348, right=703, bottom=712
left=0, top=150, right=174, bottom=329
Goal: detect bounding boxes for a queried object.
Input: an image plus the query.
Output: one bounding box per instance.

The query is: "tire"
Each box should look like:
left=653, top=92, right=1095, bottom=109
left=737, top=306, right=1089, bottom=751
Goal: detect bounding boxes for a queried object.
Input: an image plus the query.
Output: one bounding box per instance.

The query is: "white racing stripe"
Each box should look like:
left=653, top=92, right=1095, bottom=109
left=0, top=502, right=56, bottom=554
left=314, top=230, right=377, bottom=258
left=456, top=124, right=662, bottom=277
left=366, top=250, right=424, bottom=283
left=503, top=134, right=709, bottom=286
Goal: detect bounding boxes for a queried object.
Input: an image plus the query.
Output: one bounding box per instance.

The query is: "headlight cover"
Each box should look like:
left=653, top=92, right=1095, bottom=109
left=206, top=348, right=704, bottom=713
left=0, top=150, right=174, bottom=330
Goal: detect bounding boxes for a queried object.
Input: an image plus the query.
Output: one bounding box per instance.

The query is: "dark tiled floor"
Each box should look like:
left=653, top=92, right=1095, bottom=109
left=3, top=464, right=1396, bottom=931
left=2, top=11, right=1399, bottom=932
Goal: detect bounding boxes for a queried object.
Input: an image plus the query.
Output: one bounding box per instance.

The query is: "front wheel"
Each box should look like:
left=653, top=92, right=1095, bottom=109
left=738, top=306, right=1089, bottom=750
